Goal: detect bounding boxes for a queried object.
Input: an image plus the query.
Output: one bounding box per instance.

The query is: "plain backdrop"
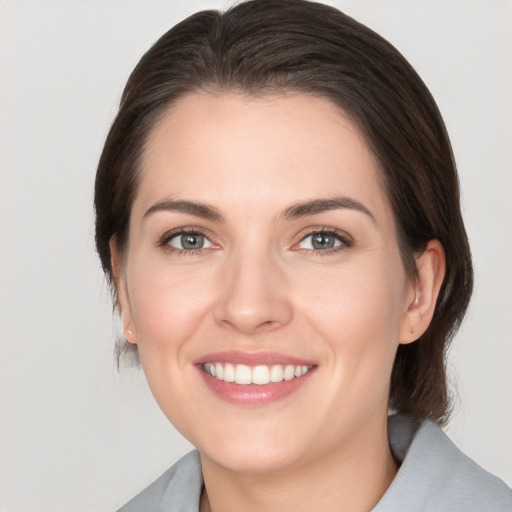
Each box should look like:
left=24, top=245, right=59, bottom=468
left=1, top=1, right=511, bottom=511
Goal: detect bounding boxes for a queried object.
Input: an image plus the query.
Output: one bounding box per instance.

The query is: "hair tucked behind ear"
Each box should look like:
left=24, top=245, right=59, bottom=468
left=95, top=0, right=473, bottom=425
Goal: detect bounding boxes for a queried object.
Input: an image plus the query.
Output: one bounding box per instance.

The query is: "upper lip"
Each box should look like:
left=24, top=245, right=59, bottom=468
left=193, top=350, right=316, bottom=367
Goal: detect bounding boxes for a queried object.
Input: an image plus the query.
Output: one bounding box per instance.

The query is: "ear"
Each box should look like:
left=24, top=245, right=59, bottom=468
left=110, top=238, right=137, bottom=345
left=399, top=239, right=446, bottom=344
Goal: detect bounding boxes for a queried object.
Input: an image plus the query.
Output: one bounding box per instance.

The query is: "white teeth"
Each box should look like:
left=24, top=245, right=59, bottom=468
left=204, top=363, right=216, bottom=377
left=215, top=362, right=224, bottom=380
left=252, top=365, right=270, bottom=385
left=284, top=365, right=295, bottom=380
left=224, top=363, right=235, bottom=382
left=293, top=365, right=309, bottom=377
left=270, top=364, right=284, bottom=382
left=203, top=362, right=312, bottom=385
left=235, top=364, right=252, bottom=384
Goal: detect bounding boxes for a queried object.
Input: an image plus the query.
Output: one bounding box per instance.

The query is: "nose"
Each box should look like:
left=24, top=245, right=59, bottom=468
left=213, top=247, right=293, bottom=335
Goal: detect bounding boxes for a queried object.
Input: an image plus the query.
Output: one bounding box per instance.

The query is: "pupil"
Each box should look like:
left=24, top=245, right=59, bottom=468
left=312, top=233, right=334, bottom=249
left=182, top=234, right=204, bottom=250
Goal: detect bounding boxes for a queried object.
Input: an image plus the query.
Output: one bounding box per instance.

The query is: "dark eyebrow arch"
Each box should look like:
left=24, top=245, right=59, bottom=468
left=281, top=197, right=377, bottom=224
left=143, top=200, right=225, bottom=222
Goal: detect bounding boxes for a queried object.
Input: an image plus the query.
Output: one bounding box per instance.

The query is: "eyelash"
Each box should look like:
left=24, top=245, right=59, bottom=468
left=295, top=227, right=354, bottom=255
left=157, top=227, right=354, bottom=255
left=157, top=227, right=216, bottom=255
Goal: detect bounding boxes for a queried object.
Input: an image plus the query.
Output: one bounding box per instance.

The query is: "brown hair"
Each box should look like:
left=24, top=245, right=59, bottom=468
left=95, top=0, right=473, bottom=425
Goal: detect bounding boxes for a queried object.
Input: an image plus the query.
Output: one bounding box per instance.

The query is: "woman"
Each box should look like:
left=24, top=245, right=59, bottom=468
left=94, top=1, right=512, bottom=510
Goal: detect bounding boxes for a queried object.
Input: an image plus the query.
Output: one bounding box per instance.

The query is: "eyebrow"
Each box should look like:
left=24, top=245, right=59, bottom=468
left=143, top=200, right=225, bottom=222
left=143, top=196, right=376, bottom=225
left=281, top=197, right=376, bottom=224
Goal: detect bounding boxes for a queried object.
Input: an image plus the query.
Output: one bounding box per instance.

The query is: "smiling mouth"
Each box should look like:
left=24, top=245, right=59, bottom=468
left=203, top=362, right=313, bottom=385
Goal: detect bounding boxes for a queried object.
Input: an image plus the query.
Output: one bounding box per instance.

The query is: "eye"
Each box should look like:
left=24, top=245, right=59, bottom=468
left=297, top=230, right=350, bottom=251
left=167, top=232, right=214, bottom=251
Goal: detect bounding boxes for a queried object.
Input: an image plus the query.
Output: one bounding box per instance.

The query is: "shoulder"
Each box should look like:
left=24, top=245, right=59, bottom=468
left=413, top=418, right=512, bottom=511
left=116, top=450, right=203, bottom=512
left=375, top=414, right=512, bottom=512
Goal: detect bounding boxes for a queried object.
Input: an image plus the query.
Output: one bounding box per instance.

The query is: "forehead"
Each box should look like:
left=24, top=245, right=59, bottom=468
left=135, top=92, right=390, bottom=223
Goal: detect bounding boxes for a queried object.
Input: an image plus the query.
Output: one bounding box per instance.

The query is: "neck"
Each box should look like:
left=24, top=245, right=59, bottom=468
left=200, top=413, right=398, bottom=512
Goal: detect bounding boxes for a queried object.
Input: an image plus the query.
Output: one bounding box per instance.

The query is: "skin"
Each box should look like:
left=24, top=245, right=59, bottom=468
left=113, top=92, right=445, bottom=512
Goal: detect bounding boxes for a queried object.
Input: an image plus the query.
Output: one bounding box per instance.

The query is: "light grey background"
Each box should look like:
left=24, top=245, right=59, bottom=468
left=1, top=1, right=510, bottom=510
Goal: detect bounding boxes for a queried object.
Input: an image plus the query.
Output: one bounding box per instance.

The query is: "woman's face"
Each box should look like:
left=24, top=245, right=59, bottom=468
left=117, top=92, right=418, bottom=473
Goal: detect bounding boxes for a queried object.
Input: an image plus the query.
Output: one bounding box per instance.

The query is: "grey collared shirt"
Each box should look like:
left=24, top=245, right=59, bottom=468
left=117, top=414, right=512, bottom=511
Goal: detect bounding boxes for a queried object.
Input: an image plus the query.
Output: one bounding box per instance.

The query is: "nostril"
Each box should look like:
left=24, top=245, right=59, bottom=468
left=218, top=316, right=282, bottom=335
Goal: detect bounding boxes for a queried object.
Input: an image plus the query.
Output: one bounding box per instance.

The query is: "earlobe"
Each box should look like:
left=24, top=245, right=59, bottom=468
left=399, top=239, right=446, bottom=344
left=123, top=320, right=137, bottom=345
left=110, top=238, right=137, bottom=345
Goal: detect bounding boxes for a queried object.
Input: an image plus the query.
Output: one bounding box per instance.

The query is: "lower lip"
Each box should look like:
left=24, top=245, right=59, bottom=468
left=197, top=367, right=316, bottom=406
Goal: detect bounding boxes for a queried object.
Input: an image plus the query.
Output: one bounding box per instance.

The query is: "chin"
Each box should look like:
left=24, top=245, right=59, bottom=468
left=204, top=445, right=301, bottom=474
left=194, top=424, right=308, bottom=474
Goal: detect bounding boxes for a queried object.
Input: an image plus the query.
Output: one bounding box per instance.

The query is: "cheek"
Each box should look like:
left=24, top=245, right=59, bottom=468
left=126, top=260, right=215, bottom=353
left=300, top=258, right=405, bottom=329
left=294, top=256, right=408, bottom=375
left=124, top=261, right=216, bottom=432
